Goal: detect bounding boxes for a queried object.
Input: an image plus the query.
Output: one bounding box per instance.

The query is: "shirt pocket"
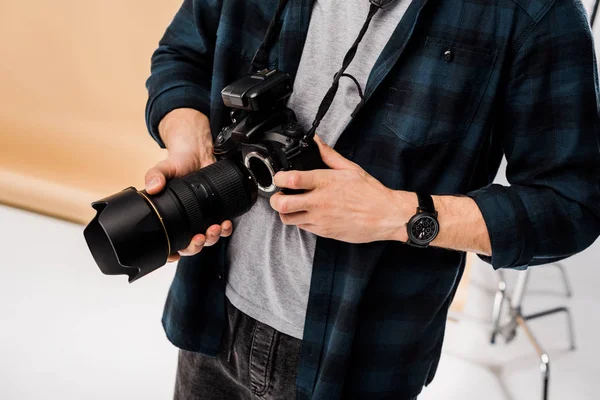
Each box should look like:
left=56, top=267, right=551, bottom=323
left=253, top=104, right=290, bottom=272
left=384, top=37, right=498, bottom=147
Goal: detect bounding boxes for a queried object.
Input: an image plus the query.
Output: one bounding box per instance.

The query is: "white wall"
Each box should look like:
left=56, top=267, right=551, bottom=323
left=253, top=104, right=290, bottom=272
left=0, top=206, right=178, bottom=399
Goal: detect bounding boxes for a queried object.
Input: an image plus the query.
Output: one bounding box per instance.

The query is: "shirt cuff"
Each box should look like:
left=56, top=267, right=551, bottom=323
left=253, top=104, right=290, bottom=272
left=466, top=184, right=533, bottom=270
left=145, top=84, right=211, bottom=148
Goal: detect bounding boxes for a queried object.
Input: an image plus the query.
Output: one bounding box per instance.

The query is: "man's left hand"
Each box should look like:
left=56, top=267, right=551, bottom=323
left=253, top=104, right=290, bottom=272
left=269, top=135, right=415, bottom=243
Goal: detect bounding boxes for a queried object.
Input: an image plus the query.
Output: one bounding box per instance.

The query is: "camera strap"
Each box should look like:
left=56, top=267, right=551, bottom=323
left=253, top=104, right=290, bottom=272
left=250, top=0, right=395, bottom=144
left=250, top=0, right=290, bottom=73
left=303, top=1, right=388, bottom=144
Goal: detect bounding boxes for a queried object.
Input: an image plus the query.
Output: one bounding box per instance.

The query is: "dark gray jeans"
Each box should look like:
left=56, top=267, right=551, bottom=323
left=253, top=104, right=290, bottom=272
left=174, top=298, right=302, bottom=399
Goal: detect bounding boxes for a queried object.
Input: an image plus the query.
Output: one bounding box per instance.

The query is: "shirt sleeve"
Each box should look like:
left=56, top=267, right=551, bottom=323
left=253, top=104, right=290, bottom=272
left=145, top=0, right=222, bottom=148
left=467, top=0, right=600, bottom=270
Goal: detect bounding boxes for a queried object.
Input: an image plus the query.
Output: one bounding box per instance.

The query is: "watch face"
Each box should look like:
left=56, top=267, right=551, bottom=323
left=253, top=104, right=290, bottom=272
left=409, top=213, right=439, bottom=245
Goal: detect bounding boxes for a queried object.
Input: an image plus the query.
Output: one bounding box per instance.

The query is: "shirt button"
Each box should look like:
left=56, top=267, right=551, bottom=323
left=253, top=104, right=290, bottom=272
left=444, top=49, right=454, bottom=62
left=216, top=273, right=223, bottom=280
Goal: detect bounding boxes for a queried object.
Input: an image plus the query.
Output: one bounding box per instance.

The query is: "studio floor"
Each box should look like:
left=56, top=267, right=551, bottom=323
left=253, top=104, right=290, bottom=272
left=1, top=203, right=599, bottom=400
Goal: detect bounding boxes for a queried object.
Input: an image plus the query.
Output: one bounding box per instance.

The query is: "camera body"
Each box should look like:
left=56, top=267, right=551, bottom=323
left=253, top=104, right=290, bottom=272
left=215, top=69, right=326, bottom=197
left=84, top=69, right=325, bottom=282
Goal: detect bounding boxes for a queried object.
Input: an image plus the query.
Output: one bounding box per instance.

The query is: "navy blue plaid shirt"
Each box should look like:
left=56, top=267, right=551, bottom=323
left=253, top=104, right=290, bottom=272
left=145, top=0, right=600, bottom=398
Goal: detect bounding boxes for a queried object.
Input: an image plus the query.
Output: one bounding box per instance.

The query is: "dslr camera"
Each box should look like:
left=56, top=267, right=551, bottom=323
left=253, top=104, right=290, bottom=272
left=84, top=69, right=325, bottom=282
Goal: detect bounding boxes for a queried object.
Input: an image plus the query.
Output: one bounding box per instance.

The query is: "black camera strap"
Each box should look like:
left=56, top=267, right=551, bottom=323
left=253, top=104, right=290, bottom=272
left=303, top=1, right=387, bottom=145
left=250, top=0, right=290, bottom=73
left=250, top=0, right=395, bottom=145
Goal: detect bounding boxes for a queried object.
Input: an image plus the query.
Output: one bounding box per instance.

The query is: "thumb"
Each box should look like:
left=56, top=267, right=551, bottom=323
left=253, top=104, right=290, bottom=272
left=144, top=159, right=176, bottom=194
left=314, top=134, right=359, bottom=170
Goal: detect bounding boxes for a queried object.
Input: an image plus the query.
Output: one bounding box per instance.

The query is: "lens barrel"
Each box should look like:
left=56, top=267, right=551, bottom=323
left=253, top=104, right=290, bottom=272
left=84, top=159, right=257, bottom=282
left=161, top=159, right=258, bottom=250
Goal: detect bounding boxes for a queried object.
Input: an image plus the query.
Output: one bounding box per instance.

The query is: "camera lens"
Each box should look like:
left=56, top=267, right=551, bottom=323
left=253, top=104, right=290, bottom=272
left=84, top=159, right=257, bottom=282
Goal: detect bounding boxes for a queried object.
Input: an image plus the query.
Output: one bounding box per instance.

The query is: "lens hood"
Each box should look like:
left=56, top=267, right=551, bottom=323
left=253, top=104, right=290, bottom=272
left=83, top=187, right=169, bottom=283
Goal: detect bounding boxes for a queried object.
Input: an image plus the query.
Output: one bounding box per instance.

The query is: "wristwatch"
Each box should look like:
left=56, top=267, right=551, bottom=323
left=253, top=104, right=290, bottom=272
left=406, top=192, right=439, bottom=248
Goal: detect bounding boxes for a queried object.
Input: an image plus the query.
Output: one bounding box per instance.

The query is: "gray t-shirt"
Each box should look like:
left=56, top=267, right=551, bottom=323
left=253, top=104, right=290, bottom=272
left=225, top=0, right=411, bottom=339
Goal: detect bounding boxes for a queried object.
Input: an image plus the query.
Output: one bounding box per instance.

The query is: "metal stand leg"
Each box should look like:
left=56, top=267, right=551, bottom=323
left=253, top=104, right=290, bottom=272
left=516, top=315, right=550, bottom=400
left=553, top=262, right=573, bottom=298
left=525, top=307, right=577, bottom=351
left=490, top=271, right=506, bottom=344
left=490, top=266, right=576, bottom=400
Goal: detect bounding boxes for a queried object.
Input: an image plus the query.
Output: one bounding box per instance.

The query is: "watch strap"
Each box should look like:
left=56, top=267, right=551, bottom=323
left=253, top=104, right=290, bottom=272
left=416, top=192, right=435, bottom=214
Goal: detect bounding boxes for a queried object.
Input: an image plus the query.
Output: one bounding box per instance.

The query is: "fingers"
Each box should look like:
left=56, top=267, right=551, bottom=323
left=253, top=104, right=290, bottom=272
left=314, top=134, right=360, bottom=171
left=270, top=192, right=312, bottom=214
left=145, top=159, right=177, bottom=195
left=176, top=221, right=233, bottom=257
left=145, top=151, right=217, bottom=195
left=204, top=225, right=223, bottom=247
left=220, top=220, right=233, bottom=237
left=273, top=170, right=323, bottom=191
left=178, top=233, right=207, bottom=256
left=279, top=211, right=310, bottom=226
left=297, top=223, right=317, bottom=235
left=198, top=150, right=217, bottom=167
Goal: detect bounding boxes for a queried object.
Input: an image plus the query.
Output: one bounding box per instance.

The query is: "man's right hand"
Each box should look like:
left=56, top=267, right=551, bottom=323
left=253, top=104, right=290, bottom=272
left=145, top=108, right=233, bottom=263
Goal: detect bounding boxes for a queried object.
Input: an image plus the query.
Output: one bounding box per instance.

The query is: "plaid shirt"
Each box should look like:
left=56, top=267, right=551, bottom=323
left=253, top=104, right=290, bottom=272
left=145, top=0, right=600, bottom=398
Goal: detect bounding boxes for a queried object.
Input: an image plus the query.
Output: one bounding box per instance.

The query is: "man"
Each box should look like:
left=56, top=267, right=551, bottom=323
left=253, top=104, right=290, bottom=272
left=144, top=0, right=600, bottom=398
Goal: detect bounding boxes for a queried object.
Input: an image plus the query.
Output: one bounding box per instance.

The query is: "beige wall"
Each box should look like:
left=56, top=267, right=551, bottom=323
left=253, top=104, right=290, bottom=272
left=0, top=0, right=182, bottom=224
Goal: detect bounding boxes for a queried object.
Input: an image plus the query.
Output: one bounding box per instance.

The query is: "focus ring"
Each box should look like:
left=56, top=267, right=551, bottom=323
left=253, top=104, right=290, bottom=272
left=167, top=179, right=206, bottom=234
left=202, top=160, right=252, bottom=214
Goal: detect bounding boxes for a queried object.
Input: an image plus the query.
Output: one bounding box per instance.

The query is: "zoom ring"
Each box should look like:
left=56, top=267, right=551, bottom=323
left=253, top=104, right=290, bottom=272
left=202, top=160, right=252, bottom=214
left=167, top=179, right=206, bottom=234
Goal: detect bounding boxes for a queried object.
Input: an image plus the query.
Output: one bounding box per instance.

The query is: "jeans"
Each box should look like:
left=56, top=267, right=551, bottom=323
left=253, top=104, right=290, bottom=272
left=174, top=298, right=302, bottom=399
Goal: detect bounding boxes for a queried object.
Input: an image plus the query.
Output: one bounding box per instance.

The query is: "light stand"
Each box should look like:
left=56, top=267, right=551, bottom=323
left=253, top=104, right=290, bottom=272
left=489, top=264, right=576, bottom=400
